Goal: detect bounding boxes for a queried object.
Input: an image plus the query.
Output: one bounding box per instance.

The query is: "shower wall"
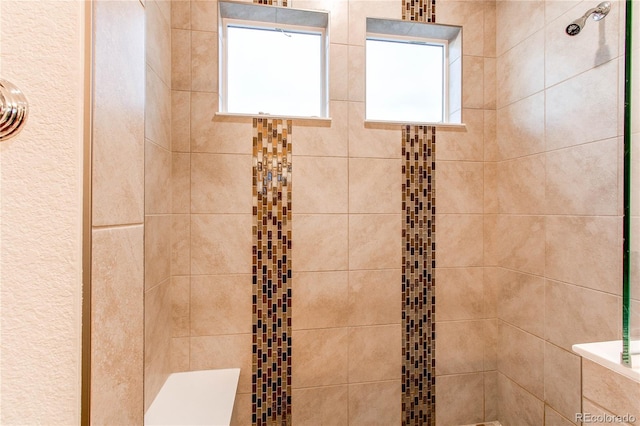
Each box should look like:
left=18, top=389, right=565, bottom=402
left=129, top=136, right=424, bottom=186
left=168, top=0, right=496, bottom=423
left=144, top=0, right=174, bottom=413
left=489, top=1, right=625, bottom=423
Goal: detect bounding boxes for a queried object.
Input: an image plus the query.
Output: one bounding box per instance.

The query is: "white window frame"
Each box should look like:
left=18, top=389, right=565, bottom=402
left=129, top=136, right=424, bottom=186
left=366, top=34, right=449, bottom=123
left=219, top=1, right=329, bottom=118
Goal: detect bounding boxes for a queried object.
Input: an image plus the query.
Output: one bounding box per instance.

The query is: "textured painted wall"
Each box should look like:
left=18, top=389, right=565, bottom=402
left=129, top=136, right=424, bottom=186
left=0, top=1, right=85, bottom=423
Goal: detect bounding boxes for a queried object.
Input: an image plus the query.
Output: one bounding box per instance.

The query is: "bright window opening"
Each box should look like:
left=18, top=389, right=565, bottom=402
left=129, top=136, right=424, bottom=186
left=219, top=1, right=329, bottom=118
left=226, top=26, right=323, bottom=117
left=365, top=18, right=462, bottom=124
left=366, top=38, right=445, bottom=123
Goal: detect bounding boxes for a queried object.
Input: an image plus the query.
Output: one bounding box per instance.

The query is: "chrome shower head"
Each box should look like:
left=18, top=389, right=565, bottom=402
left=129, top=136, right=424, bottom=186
left=566, top=1, right=611, bottom=36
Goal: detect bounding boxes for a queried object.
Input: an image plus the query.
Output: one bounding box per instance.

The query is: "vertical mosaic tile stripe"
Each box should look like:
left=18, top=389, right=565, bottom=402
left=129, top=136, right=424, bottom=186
left=401, top=2, right=437, bottom=424
left=402, top=0, right=436, bottom=23
left=401, top=126, right=436, bottom=426
left=252, top=118, right=293, bottom=426
left=254, top=0, right=288, bottom=7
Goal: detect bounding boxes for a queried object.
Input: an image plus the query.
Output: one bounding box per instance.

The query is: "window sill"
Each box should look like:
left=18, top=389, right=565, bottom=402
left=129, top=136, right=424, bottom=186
left=215, top=112, right=332, bottom=127
left=364, top=119, right=466, bottom=130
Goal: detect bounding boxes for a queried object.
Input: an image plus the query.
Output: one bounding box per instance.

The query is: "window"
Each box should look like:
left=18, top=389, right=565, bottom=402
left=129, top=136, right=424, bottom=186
left=365, top=18, right=462, bottom=124
left=219, top=1, right=329, bottom=118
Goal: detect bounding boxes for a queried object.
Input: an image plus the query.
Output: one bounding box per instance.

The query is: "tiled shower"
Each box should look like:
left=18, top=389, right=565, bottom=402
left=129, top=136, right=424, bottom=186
left=85, top=0, right=636, bottom=424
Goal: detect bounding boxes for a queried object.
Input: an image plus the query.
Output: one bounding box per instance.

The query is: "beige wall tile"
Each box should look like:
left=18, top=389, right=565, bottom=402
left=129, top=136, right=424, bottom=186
left=483, top=109, right=497, bottom=161
left=435, top=267, right=484, bottom=321
left=497, top=373, right=544, bottom=426
left=91, top=226, right=144, bottom=423
left=172, top=152, right=190, bottom=214
left=484, top=318, right=498, bottom=370
left=484, top=214, right=545, bottom=275
left=436, top=161, right=484, bottom=214
left=145, top=140, right=172, bottom=214
left=190, top=93, right=253, bottom=154
left=171, top=214, right=190, bottom=275
left=348, top=0, right=399, bottom=46
left=170, top=336, right=190, bottom=372
left=348, top=102, right=401, bottom=159
left=581, top=398, right=635, bottom=426
left=190, top=274, right=251, bottom=336
left=546, top=216, right=621, bottom=295
left=190, top=334, right=253, bottom=393
left=292, top=271, right=349, bottom=330
left=191, top=153, right=252, bottom=213
left=545, top=139, right=618, bottom=216
left=190, top=214, right=252, bottom=275
left=484, top=162, right=498, bottom=214
left=294, top=101, right=348, bottom=157
left=583, top=359, right=640, bottom=419
left=294, top=156, right=348, bottom=214
left=498, top=322, right=544, bottom=399
left=330, top=43, right=348, bottom=101
left=544, top=343, right=581, bottom=423
left=171, top=275, right=190, bottom=337
left=496, top=30, right=544, bottom=108
left=171, top=90, right=191, bottom=152
left=171, top=0, right=190, bottom=29
left=348, top=45, right=364, bottom=102
left=144, top=278, right=172, bottom=411
left=145, top=214, right=172, bottom=290
left=155, top=0, right=171, bottom=25
left=499, top=269, right=545, bottom=337
left=545, top=1, right=619, bottom=88
left=463, top=55, right=484, bottom=109
left=436, top=320, right=484, bottom=375
left=292, top=385, right=348, bottom=426
left=349, top=158, right=402, bottom=214
left=348, top=269, right=401, bottom=326
left=545, top=60, right=619, bottom=151
left=545, top=405, right=576, bottom=426
left=436, top=0, right=485, bottom=57
left=292, top=328, right=348, bottom=387
left=191, top=30, right=217, bottom=93
left=171, top=29, right=191, bottom=91
left=496, top=0, right=544, bottom=56
left=146, top=0, right=171, bottom=84
left=485, top=371, right=498, bottom=421
left=484, top=57, right=497, bottom=109
left=292, top=214, right=348, bottom=271
left=496, top=92, right=545, bottom=160
left=484, top=0, right=496, bottom=58
left=230, top=393, right=252, bottom=426
left=146, top=66, right=172, bottom=150
left=483, top=267, right=500, bottom=318
left=545, top=280, right=620, bottom=351
left=349, top=214, right=401, bottom=270
left=92, top=38, right=145, bottom=226
left=436, top=373, right=484, bottom=426
left=495, top=155, right=546, bottom=214
left=348, top=325, right=401, bottom=382
left=436, top=214, right=484, bottom=268
left=348, top=381, right=401, bottom=426
left=191, top=0, right=218, bottom=32
left=437, top=108, right=485, bottom=161
left=544, top=0, right=578, bottom=25
left=292, top=0, right=348, bottom=44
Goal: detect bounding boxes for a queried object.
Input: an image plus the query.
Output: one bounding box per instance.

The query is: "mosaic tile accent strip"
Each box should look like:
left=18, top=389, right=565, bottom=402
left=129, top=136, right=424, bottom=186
left=252, top=118, right=293, bottom=425
left=401, top=125, right=436, bottom=426
left=402, top=0, right=436, bottom=22
left=254, top=0, right=288, bottom=7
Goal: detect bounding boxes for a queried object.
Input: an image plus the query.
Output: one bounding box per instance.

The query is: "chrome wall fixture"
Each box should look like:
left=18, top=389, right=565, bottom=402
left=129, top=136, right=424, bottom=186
left=566, top=1, right=612, bottom=36
left=0, top=79, right=29, bottom=141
